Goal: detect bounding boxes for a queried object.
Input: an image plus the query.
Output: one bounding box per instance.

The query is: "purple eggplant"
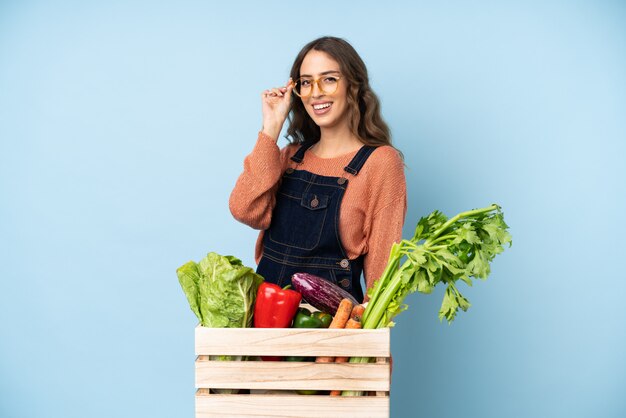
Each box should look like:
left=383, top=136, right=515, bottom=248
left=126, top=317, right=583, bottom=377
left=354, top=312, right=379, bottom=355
left=291, top=272, right=358, bottom=315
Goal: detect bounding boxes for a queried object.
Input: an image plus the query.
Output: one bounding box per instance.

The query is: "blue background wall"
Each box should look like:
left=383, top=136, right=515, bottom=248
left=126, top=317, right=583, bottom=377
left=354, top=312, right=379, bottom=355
left=1, top=1, right=625, bottom=417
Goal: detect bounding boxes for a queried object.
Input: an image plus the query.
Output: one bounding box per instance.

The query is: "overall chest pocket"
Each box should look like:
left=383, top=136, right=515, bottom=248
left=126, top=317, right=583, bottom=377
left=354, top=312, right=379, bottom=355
left=268, top=191, right=332, bottom=251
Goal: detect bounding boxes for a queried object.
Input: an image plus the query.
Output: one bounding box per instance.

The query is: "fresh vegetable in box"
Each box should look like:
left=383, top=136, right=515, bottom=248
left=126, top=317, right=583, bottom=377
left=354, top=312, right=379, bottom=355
left=253, top=282, right=302, bottom=361
left=253, top=283, right=302, bottom=329
left=363, top=203, right=512, bottom=328
left=176, top=252, right=263, bottom=328
left=291, top=272, right=358, bottom=315
left=342, top=204, right=512, bottom=396
left=177, top=252, right=264, bottom=395
left=293, top=307, right=326, bottom=329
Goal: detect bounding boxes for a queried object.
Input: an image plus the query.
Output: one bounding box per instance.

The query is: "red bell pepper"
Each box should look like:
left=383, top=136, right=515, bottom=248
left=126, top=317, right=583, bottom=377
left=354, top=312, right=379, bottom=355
left=253, top=282, right=302, bottom=361
left=254, top=283, right=302, bottom=328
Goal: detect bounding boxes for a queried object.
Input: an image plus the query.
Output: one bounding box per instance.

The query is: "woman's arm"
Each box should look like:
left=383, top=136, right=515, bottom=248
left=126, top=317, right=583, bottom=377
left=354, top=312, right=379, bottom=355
left=230, top=78, right=294, bottom=229
left=363, top=195, right=407, bottom=298
left=361, top=147, right=408, bottom=299
left=229, top=131, right=293, bottom=230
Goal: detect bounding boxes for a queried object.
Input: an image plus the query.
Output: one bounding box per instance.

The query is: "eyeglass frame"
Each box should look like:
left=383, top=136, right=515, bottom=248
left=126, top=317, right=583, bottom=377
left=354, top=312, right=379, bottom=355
left=292, top=74, right=343, bottom=98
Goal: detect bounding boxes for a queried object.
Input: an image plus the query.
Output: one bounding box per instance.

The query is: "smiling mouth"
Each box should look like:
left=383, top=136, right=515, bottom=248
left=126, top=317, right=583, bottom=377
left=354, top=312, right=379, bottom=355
left=313, top=102, right=332, bottom=110
left=312, top=102, right=333, bottom=115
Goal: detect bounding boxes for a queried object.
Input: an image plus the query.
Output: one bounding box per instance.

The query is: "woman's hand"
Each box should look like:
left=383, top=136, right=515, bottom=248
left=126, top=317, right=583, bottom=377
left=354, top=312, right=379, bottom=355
left=261, top=78, right=294, bottom=141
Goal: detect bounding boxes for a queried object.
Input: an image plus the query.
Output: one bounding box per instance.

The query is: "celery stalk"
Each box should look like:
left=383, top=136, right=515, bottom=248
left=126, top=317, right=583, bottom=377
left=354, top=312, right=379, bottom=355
left=341, top=204, right=511, bottom=397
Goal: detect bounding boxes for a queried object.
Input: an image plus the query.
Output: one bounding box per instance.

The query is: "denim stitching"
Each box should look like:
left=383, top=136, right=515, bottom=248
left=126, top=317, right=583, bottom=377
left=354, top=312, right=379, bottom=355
left=262, top=246, right=346, bottom=262
left=263, top=249, right=349, bottom=267
left=333, top=190, right=349, bottom=260
left=257, top=143, right=376, bottom=302
left=354, top=147, right=373, bottom=168
left=344, top=146, right=376, bottom=175
left=262, top=252, right=346, bottom=270
left=301, top=192, right=328, bottom=210
left=290, top=142, right=315, bottom=163
left=268, top=197, right=328, bottom=250
left=344, top=146, right=366, bottom=172
left=328, top=269, right=338, bottom=284
left=286, top=174, right=348, bottom=189
left=278, top=191, right=300, bottom=200
left=288, top=177, right=346, bottom=190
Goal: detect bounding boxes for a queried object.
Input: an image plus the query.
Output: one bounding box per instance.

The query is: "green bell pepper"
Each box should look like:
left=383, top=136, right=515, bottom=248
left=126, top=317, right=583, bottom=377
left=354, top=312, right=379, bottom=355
left=290, top=308, right=325, bottom=394
left=293, top=311, right=324, bottom=328
left=312, top=311, right=332, bottom=328
left=289, top=310, right=323, bottom=362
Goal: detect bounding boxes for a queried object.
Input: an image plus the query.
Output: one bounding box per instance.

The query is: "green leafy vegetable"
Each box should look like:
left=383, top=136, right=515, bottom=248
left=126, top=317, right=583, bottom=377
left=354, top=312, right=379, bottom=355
left=177, top=252, right=263, bottom=328
left=177, top=252, right=263, bottom=394
left=362, top=204, right=512, bottom=328
left=342, top=204, right=511, bottom=396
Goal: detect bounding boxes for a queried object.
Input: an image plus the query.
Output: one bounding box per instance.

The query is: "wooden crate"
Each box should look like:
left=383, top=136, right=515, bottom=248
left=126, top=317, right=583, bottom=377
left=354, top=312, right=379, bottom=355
left=194, top=326, right=391, bottom=418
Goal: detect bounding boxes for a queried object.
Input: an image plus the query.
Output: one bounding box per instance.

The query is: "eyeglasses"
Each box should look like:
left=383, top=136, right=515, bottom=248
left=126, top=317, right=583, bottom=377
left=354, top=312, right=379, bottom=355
left=293, top=75, right=342, bottom=98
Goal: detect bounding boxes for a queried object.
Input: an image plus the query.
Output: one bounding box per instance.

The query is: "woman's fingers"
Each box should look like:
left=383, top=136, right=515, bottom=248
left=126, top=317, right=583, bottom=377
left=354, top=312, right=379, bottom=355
left=272, top=87, right=286, bottom=97
left=283, top=78, right=293, bottom=95
left=263, top=78, right=293, bottom=98
left=261, top=90, right=283, bottom=101
left=261, top=80, right=293, bottom=117
left=261, top=88, right=282, bottom=98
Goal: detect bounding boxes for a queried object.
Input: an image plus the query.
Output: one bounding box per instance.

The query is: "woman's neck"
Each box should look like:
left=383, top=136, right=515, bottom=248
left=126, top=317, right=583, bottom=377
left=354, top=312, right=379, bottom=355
left=312, top=124, right=363, bottom=158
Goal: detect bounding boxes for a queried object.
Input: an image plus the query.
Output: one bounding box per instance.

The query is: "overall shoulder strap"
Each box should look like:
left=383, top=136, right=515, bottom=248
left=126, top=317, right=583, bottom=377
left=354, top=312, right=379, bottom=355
left=290, top=142, right=316, bottom=163
left=344, top=145, right=377, bottom=175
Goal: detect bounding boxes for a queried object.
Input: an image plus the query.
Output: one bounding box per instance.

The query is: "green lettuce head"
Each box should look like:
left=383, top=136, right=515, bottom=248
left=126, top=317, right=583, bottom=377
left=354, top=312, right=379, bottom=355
left=177, top=252, right=263, bottom=328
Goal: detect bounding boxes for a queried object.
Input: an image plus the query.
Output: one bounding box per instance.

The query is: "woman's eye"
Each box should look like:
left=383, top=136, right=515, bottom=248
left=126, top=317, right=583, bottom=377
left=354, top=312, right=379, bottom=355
left=300, top=79, right=311, bottom=86
left=324, top=77, right=338, bottom=84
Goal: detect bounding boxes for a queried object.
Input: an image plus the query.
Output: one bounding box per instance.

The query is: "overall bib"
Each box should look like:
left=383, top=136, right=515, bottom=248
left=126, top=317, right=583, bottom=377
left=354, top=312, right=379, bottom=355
left=256, top=143, right=377, bottom=302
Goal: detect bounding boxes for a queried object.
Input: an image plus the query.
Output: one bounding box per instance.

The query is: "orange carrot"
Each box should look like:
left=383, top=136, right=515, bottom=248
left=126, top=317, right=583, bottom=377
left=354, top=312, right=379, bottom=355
left=329, top=298, right=354, bottom=328
left=315, top=299, right=353, bottom=363
left=344, top=317, right=362, bottom=329
left=333, top=318, right=362, bottom=364
left=350, top=304, right=365, bottom=322
left=329, top=317, right=362, bottom=396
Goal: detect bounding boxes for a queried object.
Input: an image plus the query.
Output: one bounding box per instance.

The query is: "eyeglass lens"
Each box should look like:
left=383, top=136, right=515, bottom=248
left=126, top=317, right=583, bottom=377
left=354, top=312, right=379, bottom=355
left=295, top=76, right=339, bottom=97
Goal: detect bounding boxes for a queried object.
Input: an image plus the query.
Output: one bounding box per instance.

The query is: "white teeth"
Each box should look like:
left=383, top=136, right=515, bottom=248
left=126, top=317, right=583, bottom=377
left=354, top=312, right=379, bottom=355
left=313, top=103, right=332, bottom=110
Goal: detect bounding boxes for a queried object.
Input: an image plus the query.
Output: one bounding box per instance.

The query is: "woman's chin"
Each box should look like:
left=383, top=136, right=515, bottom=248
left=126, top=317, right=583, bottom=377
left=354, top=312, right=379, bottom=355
left=311, top=116, right=338, bottom=130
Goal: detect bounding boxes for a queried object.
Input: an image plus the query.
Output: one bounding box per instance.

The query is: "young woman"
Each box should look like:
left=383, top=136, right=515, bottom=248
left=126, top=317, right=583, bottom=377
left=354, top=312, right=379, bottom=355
left=229, top=36, right=406, bottom=303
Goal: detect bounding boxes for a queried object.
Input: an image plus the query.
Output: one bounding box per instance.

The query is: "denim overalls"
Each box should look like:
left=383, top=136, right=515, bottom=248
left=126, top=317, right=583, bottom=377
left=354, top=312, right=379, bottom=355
left=256, top=143, right=377, bottom=302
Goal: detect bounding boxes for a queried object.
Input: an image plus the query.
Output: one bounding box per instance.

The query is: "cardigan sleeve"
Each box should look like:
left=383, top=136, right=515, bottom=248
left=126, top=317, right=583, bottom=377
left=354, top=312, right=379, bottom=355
left=363, top=195, right=407, bottom=297
left=229, top=131, right=294, bottom=230
left=361, top=147, right=407, bottom=299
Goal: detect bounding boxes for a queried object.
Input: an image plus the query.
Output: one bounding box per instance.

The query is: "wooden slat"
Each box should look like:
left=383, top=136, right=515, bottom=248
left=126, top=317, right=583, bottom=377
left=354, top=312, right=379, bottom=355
left=195, top=392, right=389, bottom=418
left=375, top=357, right=390, bottom=397
left=195, top=326, right=390, bottom=357
left=195, top=358, right=390, bottom=391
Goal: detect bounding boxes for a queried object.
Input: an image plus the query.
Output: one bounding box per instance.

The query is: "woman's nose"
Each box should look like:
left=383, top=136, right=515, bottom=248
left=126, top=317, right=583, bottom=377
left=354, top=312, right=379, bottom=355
left=311, top=80, right=324, bottom=98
